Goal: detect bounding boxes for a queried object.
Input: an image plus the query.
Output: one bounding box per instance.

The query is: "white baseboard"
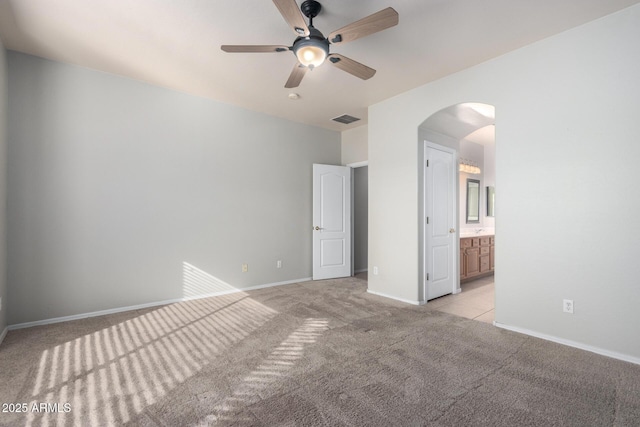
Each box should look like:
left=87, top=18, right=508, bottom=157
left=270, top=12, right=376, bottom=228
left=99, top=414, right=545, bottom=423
left=494, top=321, right=640, bottom=366
left=354, top=269, right=368, bottom=274
left=366, top=289, right=425, bottom=306
left=0, top=326, right=7, bottom=346
left=8, top=277, right=312, bottom=331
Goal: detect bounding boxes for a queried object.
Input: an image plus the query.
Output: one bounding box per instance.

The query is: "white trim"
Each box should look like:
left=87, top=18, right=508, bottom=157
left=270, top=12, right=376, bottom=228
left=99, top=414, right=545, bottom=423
left=351, top=166, right=355, bottom=277
left=494, top=321, right=640, bottom=366
left=346, top=160, right=368, bottom=168
left=8, top=277, right=311, bottom=331
left=0, top=326, right=8, bottom=346
left=367, top=289, right=425, bottom=306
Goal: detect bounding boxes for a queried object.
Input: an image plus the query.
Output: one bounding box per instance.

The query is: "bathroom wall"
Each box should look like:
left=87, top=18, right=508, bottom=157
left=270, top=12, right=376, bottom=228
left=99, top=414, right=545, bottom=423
left=458, top=133, right=496, bottom=234
left=459, top=139, right=485, bottom=233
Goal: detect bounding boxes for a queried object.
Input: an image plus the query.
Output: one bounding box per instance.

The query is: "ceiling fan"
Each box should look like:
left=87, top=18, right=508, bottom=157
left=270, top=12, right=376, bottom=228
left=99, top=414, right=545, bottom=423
left=221, top=0, right=399, bottom=88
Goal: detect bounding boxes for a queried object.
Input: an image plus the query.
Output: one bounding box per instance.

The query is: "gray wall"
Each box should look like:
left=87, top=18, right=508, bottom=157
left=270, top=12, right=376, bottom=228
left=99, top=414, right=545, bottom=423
left=7, top=52, right=340, bottom=325
left=0, top=41, right=7, bottom=336
left=341, top=126, right=367, bottom=165
left=353, top=166, right=368, bottom=272
left=369, top=4, right=640, bottom=360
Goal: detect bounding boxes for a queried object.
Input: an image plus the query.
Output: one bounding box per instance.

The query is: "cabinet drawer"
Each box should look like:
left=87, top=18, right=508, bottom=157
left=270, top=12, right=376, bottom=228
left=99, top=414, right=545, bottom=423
left=480, top=237, right=490, bottom=246
left=471, top=238, right=480, bottom=247
left=461, top=238, right=472, bottom=248
left=480, top=246, right=490, bottom=255
left=490, top=237, right=495, bottom=245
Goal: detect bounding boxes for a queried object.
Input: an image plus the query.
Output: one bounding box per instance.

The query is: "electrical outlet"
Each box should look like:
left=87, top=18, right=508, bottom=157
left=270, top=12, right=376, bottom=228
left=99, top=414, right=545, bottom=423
left=276, top=260, right=282, bottom=268
left=563, top=299, right=574, bottom=314
left=373, top=266, right=379, bottom=275
left=242, top=263, right=248, bottom=273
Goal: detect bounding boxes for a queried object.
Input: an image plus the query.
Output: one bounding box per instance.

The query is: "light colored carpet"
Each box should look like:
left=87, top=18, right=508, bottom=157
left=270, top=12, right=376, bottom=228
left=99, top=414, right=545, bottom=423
left=1, top=275, right=639, bottom=426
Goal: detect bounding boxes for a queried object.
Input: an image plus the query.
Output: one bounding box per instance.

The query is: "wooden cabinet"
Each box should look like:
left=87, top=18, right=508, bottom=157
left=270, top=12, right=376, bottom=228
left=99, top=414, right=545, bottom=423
left=465, top=247, right=480, bottom=276
left=489, top=236, right=495, bottom=270
left=460, top=235, right=495, bottom=282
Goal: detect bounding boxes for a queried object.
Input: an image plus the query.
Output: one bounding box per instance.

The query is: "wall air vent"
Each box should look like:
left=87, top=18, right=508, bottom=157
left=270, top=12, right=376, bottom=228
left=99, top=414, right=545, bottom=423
left=332, top=114, right=361, bottom=124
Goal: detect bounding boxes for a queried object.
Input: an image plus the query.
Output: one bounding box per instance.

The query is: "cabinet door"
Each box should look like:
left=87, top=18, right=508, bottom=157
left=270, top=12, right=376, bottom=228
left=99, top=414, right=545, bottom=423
left=465, top=247, right=480, bottom=276
left=460, top=249, right=466, bottom=279
left=490, top=245, right=495, bottom=270
left=479, top=255, right=491, bottom=273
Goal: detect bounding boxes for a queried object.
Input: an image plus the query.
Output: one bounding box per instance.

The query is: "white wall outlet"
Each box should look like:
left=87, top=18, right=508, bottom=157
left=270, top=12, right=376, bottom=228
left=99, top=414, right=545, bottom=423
left=563, top=299, right=574, bottom=314
left=242, top=263, right=248, bottom=273
left=373, top=266, right=379, bottom=275
left=276, top=260, right=282, bottom=268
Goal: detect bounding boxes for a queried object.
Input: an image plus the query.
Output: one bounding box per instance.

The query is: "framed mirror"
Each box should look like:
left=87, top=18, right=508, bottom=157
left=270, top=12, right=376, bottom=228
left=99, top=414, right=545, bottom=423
left=466, top=179, right=480, bottom=223
left=486, top=186, right=495, bottom=217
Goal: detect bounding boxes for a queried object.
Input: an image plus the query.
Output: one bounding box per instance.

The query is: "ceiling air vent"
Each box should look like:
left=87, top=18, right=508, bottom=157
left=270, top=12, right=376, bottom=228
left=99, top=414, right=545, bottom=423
left=332, top=114, right=361, bottom=125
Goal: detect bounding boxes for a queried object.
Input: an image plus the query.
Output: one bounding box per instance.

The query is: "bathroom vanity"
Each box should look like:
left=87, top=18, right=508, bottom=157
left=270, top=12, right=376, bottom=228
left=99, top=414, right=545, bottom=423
left=460, top=235, right=495, bottom=282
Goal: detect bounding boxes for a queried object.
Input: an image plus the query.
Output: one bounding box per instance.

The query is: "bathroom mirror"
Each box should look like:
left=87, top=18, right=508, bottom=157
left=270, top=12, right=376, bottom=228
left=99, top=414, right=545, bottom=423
left=487, top=186, right=495, bottom=217
left=466, top=179, right=480, bottom=223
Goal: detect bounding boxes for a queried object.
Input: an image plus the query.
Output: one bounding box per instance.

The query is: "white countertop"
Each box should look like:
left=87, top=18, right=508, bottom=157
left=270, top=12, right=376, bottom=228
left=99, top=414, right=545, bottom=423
left=460, top=229, right=494, bottom=237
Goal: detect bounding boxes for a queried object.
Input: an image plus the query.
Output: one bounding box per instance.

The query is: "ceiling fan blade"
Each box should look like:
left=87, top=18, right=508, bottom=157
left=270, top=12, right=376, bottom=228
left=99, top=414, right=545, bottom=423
left=327, top=54, right=376, bottom=80
left=285, top=63, right=308, bottom=88
left=273, top=0, right=310, bottom=36
left=221, top=45, right=290, bottom=53
left=328, top=7, right=398, bottom=44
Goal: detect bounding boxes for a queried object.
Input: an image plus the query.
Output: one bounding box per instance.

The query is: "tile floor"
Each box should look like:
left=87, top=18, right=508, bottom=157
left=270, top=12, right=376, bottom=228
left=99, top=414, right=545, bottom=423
left=427, top=275, right=495, bottom=323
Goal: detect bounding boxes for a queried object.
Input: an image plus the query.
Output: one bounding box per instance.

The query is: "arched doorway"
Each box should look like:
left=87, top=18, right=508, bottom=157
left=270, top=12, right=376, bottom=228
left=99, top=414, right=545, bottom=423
left=418, top=103, right=495, bottom=309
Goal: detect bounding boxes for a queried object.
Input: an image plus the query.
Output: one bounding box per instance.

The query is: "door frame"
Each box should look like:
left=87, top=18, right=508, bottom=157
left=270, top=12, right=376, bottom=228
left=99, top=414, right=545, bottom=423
left=420, top=141, right=460, bottom=303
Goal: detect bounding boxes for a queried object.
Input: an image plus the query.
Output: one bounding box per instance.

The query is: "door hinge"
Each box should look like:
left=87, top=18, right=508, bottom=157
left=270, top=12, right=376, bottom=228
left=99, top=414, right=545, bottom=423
left=426, top=273, right=430, bottom=281
left=426, top=159, right=429, bottom=167
left=426, top=216, right=429, bottom=224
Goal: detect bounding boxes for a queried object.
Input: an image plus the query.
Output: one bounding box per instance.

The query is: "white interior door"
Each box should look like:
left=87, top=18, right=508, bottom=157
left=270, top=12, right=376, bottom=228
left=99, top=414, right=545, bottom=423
left=425, top=143, right=457, bottom=300
left=313, top=164, right=351, bottom=280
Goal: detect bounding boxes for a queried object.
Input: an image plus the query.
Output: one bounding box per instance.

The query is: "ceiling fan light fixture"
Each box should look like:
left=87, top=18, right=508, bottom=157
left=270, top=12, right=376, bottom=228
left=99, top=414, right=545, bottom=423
left=294, top=38, right=329, bottom=68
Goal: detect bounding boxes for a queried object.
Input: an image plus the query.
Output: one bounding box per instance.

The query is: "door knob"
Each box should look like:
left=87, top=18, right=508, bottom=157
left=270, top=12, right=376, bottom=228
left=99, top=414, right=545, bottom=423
left=449, top=228, right=456, bottom=233
left=314, top=226, right=321, bottom=231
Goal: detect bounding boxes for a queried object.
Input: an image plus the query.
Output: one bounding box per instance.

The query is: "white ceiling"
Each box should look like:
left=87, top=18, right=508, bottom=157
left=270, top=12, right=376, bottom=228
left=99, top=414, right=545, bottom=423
left=463, top=125, right=495, bottom=148
left=1, top=0, right=638, bottom=131
left=421, top=102, right=495, bottom=142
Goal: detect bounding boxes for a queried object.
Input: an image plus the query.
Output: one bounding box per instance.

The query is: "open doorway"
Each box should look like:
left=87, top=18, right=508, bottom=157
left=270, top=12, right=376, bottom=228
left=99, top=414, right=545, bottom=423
left=418, top=102, right=496, bottom=322
left=350, top=162, right=368, bottom=278
left=311, top=162, right=367, bottom=281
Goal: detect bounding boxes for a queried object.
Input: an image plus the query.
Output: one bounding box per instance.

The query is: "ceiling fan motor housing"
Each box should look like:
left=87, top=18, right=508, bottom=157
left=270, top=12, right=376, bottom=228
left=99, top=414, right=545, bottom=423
left=301, top=0, right=322, bottom=19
